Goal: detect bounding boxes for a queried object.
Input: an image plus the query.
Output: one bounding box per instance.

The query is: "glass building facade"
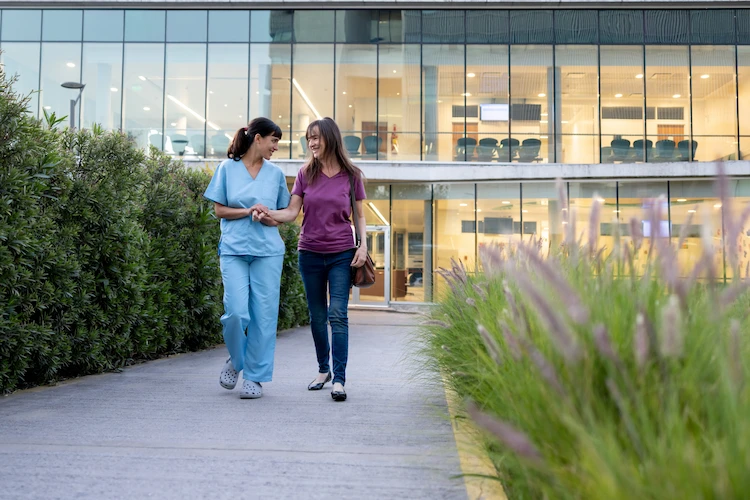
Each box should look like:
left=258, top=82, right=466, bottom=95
left=4, top=8, right=750, bottom=163
left=2, top=7, right=750, bottom=305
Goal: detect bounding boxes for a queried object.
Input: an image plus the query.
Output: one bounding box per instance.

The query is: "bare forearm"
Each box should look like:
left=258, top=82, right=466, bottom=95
left=357, top=216, right=368, bottom=249
left=268, top=207, right=300, bottom=223
left=214, top=204, right=251, bottom=220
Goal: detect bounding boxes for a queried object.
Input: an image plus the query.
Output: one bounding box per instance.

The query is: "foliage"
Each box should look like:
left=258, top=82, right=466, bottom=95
left=422, top=174, right=750, bottom=499
left=0, top=65, right=308, bottom=394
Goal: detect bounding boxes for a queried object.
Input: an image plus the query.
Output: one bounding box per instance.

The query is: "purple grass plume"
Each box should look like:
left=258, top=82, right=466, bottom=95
left=466, top=401, right=544, bottom=464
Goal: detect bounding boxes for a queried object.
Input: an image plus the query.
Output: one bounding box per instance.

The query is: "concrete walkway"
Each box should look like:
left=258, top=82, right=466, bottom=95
left=0, top=311, right=469, bottom=500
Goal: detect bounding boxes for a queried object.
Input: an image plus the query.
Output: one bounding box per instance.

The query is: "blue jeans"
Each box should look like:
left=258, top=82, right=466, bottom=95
left=298, top=248, right=355, bottom=386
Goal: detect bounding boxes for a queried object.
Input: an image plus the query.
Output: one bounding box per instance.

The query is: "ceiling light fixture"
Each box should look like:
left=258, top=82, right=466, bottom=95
left=110, top=87, right=118, bottom=92
left=367, top=202, right=389, bottom=225
left=66, top=62, right=76, bottom=68
left=701, top=74, right=710, bottom=79
left=676, top=198, right=687, bottom=202
left=292, top=78, right=322, bottom=120
left=635, top=74, right=644, bottom=79
left=538, top=93, right=546, bottom=97
left=615, top=93, right=623, bottom=98
left=467, top=72, right=476, bottom=78
left=673, top=94, right=681, bottom=98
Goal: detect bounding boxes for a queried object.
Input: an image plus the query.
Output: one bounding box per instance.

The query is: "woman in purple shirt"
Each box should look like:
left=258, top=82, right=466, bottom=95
left=252, top=117, right=367, bottom=402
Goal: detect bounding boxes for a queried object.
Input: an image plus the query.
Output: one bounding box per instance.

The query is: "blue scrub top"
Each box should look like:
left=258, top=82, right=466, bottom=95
left=203, top=158, right=291, bottom=257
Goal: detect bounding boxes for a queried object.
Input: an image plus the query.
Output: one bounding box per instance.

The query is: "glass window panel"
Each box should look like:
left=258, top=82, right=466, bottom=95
left=251, top=10, right=292, bottom=42
left=208, top=11, right=249, bottom=42
left=205, top=44, right=248, bottom=159
left=84, top=10, right=124, bottom=42
left=122, top=43, right=165, bottom=150
left=39, top=43, right=81, bottom=125
left=249, top=44, right=291, bottom=159
left=423, top=44, right=464, bottom=162
left=738, top=10, right=750, bottom=45
left=691, top=10, right=735, bottom=45
left=599, top=10, right=643, bottom=45
left=568, top=181, right=617, bottom=255
left=557, top=45, right=599, bottom=164
left=81, top=43, right=122, bottom=130
left=335, top=10, right=377, bottom=43
left=555, top=10, right=598, bottom=44
left=468, top=45, right=509, bottom=162
left=125, top=10, right=165, bottom=42
left=42, top=10, right=82, bottom=41
left=400, top=10, right=422, bottom=43
left=742, top=137, right=750, bottom=160
left=291, top=44, right=333, bottom=156
left=645, top=46, right=690, bottom=162
left=2, top=10, right=41, bottom=41
left=728, top=179, right=750, bottom=280
left=617, top=181, right=669, bottom=276
left=379, top=44, right=421, bottom=161
left=163, top=44, right=206, bottom=159
left=293, top=11, right=334, bottom=43
left=600, top=46, right=644, bottom=163
left=167, top=10, right=207, bottom=43
left=392, top=184, right=433, bottom=302
left=477, top=183, right=521, bottom=258
left=434, top=183, right=476, bottom=297
left=737, top=47, right=750, bottom=138
left=670, top=181, right=724, bottom=280
left=510, top=11, right=553, bottom=44
left=691, top=46, right=737, bottom=161
left=335, top=44, right=377, bottom=158
left=521, top=182, right=563, bottom=254
left=466, top=10, right=509, bottom=44
left=510, top=45, right=553, bottom=163
left=0, top=42, right=41, bottom=116
left=422, top=10, right=464, bottom=44
left=644, top=10, right=689, bottom=45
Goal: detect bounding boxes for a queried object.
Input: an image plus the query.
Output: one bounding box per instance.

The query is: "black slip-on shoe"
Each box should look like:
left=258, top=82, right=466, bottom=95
left=308, top=372, right=332, bottom=391
left=331, top=388, right=347, bottom=402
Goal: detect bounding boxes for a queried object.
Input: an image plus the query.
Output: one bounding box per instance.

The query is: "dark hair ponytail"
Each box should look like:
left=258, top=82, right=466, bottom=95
left=227, top=117, right=283, bottom=160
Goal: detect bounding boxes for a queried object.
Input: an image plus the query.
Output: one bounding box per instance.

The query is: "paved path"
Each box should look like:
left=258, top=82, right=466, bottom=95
left=0, top=311, right=468, bottom=500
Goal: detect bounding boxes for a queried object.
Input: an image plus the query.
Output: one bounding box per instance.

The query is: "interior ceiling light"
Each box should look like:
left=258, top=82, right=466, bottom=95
left=292, top=78, right=322, bottom=120
left=615, top=93, right=623, bottom=98
left=677, top=198, right=687, bottom=202
left=701, top=74, right=710, bottom=79
left=66, top=62, right=76, bottom=68
left=567, top=73, right=586, bottom=79
left=673, top=94, right=681, bottom=98
left=367, top=202, right=389, bottom=226
left=635, top=74, right=644, bottom=79
left=467, top=73, right=476, bottom=78
left=538, top=93, right=546, bottom=97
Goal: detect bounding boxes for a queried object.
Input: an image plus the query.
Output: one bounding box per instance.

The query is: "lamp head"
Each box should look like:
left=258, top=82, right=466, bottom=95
left=61, top=81, right=85, bottom=90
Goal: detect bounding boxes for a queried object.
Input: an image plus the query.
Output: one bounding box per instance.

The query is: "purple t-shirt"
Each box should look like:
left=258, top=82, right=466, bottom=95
left=291, top=168, right=366, bottom=253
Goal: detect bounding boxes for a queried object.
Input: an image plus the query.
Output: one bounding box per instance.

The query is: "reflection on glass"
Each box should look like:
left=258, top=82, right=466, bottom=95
left=522, top=182, right=563, bottom=254
left=0, top=42, right=41, bottom=116
left=164, top=44, right=206, bottom=158
left=739, top=47, right=750, bottom=142
left=84, top=10, right=124, bottom=42
left=42, top=10, right=82, bottom=41
left=293, top=11, right=335, bottom=43
left=392, top=184, right=432, bottom=302
left=467, top=45, right=509, bottom=162
left=600, top=46, right=644, bottom=163
left=250, top=44, right=291, bottom=159
left=423, top=44, right=465, bottom=162
left=209, top=11, right=249, bottom=42
left=433, top=183, right=476, bottom=298
left=40, top=43, right=81, bottom=125
left=166, top=11, right=207, bottom=42
left=335, top=10, right=377, bottom=44
left=568, top=182, right=617, bottom=257
left=124, top=10, right=166, bottom=42
left=81, top=43, right=123, bottom=130
left=511, top=45, right=553, bottom=162
left=292, top=44, right=333, bottom=155
left=477, top=183, right=521, bottom=264
left=727, top=179, right=750, bottom=280
left=379, top=44, right=421, bottom=161
left=646, top=46, right=690, bottom=163
left=557, top=45, right=599, bottom=164
left=359, top=184, right=390, bottom=303
left=618, top=182, right=668, bottom=275
left=670, top=181, right=724, bottom=280
left=2, top=10, right=42, bottom=41
left=691, top=46, right=737, bottom=161
left=206, top=44, right=248, bottom=159
left=336, top=44, right=377, bottom=158
left=123, top=43, right=165, bottom=150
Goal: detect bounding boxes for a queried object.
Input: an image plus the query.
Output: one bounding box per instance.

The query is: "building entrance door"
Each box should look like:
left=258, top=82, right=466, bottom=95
left=350, top=225, right=391, bottom=307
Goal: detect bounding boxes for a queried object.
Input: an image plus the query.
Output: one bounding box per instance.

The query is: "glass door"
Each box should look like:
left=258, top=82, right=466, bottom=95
left=350, top=225, right=391, bottom=306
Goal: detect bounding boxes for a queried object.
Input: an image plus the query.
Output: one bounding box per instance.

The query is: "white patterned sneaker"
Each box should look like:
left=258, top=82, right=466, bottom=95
left=240, top=380, right=263, bottom=399
left=219, top=358, right=239, bottom=390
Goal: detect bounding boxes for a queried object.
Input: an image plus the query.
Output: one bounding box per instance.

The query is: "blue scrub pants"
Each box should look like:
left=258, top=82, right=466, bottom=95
left=219, top=254, right=284, bottom=382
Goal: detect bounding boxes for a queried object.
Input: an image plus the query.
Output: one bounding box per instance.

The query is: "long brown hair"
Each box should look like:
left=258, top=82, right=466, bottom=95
left=303, top=117, right=364, bottom=185
left=227, top=117, right=282, bottom=160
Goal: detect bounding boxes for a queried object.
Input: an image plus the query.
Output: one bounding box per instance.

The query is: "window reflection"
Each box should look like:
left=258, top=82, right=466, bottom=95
left=379, top=44, right=421, bottom=161
left=568, top=182, right=617, bottom=257
left=521, top=182, right=563, bottom=254
left=433, top=183, right=475, bottom=298
left=206, top=44, right=248, bottom=159
left=510, top=45, right=553, bottom=163
left=81, top=43, right=123, bottom=130
left=557, top=45, right=599, bottom=164
left=728, top=180, right=750, bottom=280
left=40, top=43, right=81, bottom=125
left=0, top=42, right=41, bottom=116
left=600, top=46, right=644, bottom=163
left=123, top=43, right=164, bottom=150
left=617, top=182, right=669, bottom=276
left=250, top=44, right=291, bottom=159
left=2, top=10, right=42, bottom=41
left=477, top=183, right=521, bottom=261
left=164, top=44, right=206, bottom=158
left=467, top=45, right=509, bottom=162
left=42, top=10, right=82, bottom=41
left=335, top=44, right=377, bottom=159
left=392, top=184, right=432, bottom=302
left=292, top=44, right=333, bottom=156
left=423, top=44, right=465, bottom=162
left=736, top=47, right=750, bottom=159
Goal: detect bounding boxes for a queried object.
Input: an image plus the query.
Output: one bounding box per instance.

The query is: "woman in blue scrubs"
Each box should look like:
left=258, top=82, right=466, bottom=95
left=203, top=117, right=291, bottom=399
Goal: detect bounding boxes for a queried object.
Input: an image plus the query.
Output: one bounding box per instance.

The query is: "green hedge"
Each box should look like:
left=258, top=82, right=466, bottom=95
left=0, top=67, right=308, bottom=394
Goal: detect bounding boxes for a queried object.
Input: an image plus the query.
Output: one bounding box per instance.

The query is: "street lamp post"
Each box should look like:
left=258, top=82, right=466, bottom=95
left=61, top=81, right=86, bottom=130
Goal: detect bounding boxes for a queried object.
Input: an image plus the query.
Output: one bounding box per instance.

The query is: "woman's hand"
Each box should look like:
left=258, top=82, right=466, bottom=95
left=351, top=245, right=368, bottom=268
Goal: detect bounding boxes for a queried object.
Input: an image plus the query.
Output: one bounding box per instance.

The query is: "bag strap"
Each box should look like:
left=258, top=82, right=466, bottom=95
left=350, top=174, right=361, bottom=247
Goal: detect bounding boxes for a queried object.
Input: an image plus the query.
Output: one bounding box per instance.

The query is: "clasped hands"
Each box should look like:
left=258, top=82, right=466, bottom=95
left=249, top=203, right=270, bottom=223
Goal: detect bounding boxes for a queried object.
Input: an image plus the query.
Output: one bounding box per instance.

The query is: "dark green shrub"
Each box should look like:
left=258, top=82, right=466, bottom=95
left=278, top=223, right=308, bottom=331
